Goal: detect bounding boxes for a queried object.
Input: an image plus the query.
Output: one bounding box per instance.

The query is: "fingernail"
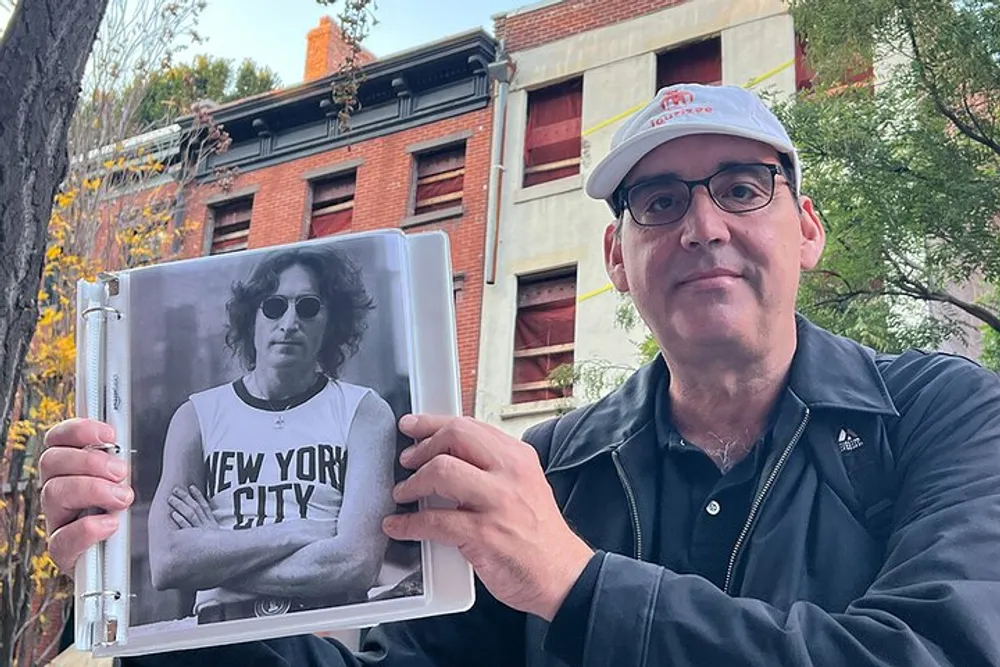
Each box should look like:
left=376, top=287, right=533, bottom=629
left=399, top=414, right=416, bottom=429
left=107, top=458, right=127, bottom=478
left=399, top=445, right=414, bottom=464
left=382, top=515, right=400, bottom=532
left=100, top=515, right=118, bottom=531
left=111, top=485, right=133, bottom=503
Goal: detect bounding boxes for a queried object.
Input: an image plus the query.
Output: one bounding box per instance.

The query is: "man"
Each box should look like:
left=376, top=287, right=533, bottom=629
left=41, top=83, right=1000, bottom=666
left=147, top=244, right=400, bottom=624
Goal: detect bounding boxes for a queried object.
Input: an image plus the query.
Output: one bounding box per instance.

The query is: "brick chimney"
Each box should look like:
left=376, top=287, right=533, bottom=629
left=304, top=16, right=377, bottom=82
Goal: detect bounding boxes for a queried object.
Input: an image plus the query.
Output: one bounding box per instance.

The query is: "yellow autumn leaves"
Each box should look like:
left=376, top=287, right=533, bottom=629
left=3, top=145, right=192, bottom=658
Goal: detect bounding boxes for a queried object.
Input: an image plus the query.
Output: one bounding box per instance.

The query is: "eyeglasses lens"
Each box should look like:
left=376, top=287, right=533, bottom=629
left=261, top=295, right=322, bottom=320
left=627, top=164, right=776, bottom=226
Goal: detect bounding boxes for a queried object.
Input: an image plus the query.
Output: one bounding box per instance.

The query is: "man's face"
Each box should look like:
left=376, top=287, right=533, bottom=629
left=604, top=133, right=825, bottom=358
left=253, top=263, right=328, bottom=372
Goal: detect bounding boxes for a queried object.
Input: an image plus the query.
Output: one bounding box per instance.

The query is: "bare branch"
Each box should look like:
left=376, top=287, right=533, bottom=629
left=901, top=8, right=1000, bottom=155
left=315, top=0, right=379, bottom=131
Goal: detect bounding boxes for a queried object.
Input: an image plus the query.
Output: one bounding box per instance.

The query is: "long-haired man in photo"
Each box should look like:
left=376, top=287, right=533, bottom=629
left=146, top=244, right=398, bottom=624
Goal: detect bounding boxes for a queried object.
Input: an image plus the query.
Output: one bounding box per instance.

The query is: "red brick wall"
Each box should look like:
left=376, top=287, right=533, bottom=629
left=179, top=110, right=493, bottom=416
left=495, top=0, right=687, bottom=53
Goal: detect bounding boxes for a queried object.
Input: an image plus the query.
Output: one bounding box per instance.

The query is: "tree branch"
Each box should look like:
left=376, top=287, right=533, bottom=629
left=901, top=7, right=1000, bottom=155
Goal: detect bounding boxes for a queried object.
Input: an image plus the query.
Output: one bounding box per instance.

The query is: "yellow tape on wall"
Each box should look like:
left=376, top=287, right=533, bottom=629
left=576, top=58, right=795, bottom=303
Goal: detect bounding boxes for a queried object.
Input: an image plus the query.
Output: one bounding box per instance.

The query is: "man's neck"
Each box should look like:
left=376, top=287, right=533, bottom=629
left=249, top=367, right=319, bottom=401
left=663, top=339, right=795, bottom=473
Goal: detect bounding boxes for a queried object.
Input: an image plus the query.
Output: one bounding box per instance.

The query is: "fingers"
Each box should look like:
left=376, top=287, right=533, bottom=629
left=168, top=488, right=202, bottom=526
left=397, top=413, right=452, bottom=440
left=39, top=445, right=127, bottom=486
left=382, top=508, right=474, bottom=546
left=393, top=455, right=495, bottom=509
left=187, top=485, right=216, bottom=524
left=398, top=416, right=500, bottom=471
left=42, top=476, right=134, bottom=538
left=43, top=418, right=115, bottom=450
left=48, top=512, right=120, bottom=573
left=170, top=510, right=194, bottom=529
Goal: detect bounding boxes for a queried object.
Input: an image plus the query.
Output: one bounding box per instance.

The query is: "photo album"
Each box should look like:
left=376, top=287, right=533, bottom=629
left=73, top=229, right=475, bottom=658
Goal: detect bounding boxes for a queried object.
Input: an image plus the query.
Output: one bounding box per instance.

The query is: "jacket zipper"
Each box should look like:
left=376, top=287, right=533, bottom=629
left=723, top=406, right=811, bottom=594
left=611, top=448, right=643, bottom=560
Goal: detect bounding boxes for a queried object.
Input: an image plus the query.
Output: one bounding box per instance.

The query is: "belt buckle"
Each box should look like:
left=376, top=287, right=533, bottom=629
left=253, top=597, right=291, bottom=617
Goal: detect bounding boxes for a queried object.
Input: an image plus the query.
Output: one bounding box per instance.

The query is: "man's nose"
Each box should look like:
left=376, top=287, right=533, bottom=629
left=279, top=304, right=301, bottom=329
left=678, top=186, right=731, bottom=249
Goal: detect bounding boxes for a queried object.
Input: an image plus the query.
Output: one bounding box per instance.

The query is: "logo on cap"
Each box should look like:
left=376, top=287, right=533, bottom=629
left=660, top=90, right=695, bottom=110
left=650, top=89, right=713, bottom=127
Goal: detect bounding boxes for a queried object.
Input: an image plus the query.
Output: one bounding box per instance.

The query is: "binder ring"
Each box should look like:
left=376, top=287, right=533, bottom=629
left=81, top=590, right=122, bottom=600
left=81, top=305, right=121, bottom=319
left=84, top=442, right=121, bottom=455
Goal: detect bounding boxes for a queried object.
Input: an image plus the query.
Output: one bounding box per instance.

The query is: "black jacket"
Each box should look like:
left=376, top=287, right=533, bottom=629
left=123, top=316, right=1000, bottom=667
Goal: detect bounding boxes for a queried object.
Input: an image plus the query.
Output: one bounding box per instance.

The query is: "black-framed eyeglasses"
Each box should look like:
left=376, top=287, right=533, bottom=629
left=615, top=163, right=783, bottom=227
left=260, top=295, right=323, bottom=320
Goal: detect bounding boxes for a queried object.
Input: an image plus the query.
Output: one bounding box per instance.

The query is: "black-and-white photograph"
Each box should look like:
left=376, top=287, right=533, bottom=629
left=123, top=231, right=423, bottom=634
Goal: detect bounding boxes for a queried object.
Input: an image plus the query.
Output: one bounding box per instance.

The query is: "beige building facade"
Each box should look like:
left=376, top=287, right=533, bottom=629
left=476, top=0, right=808, bottom=435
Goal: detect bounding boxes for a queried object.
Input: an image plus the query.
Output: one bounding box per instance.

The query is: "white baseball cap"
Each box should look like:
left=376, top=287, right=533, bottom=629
left=585, top=83, right=801, bottom=211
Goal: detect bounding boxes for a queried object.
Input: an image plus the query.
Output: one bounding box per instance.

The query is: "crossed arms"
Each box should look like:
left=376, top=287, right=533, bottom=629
left=147, top=391, right=398, bottom=602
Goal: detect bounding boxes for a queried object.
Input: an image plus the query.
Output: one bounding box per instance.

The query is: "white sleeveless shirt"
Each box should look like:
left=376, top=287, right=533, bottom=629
left=187, top=375, right=372, bottom=612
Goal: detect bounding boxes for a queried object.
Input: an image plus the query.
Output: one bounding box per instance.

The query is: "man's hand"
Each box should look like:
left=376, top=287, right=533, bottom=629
left=39, top=418, right=134, bottom=573
left=168, top=485, right=220, bottom=529
left=383, top=414, right=595, bottom=622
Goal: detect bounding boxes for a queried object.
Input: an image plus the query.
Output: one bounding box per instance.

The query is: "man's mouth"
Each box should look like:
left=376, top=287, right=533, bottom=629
left=677, top=268, right=743, bottom=286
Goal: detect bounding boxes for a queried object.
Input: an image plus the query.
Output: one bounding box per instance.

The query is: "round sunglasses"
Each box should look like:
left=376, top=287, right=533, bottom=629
left=259, top=294, right=323, bottom=320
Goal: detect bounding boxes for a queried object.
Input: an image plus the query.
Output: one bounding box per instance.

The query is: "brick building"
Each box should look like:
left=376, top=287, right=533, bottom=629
left=475, top=0, right=829, bottom=435
left=172, top=18, right=498, bottom=417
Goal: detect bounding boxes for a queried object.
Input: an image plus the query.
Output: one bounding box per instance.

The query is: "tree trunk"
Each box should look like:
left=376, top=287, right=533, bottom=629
left=0, top=0, right=111, bottom=445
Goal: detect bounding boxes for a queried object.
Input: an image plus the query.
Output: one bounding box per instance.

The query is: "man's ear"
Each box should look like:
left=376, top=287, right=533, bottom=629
left=604, top=221, right=630, bottom=293
left=798, top=196, right=826, bottom=270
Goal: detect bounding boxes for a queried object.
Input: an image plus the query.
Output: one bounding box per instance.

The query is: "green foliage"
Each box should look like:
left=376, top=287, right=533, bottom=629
left=136, top=54, right=280, bottom=128
left=778, top=0, right=1000, bottom=352
left=982, top=325, right=1000, bottom=371
left=980, top=286, right=1000, bottom=371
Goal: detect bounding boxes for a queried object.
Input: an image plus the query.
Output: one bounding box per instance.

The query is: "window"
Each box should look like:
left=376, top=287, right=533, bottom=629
left=656, top=37, right=722, bottom=90
left=413, top=143, right=465, bottom=216
left=209, top=196, right=253, bottom=255
left=511, top=268, right=577, bottom=404
left=309, top=170, right=356, bottom=238
left=523, top=78, right=583, bottom=188
left=795, top=36, right=873, bottom=92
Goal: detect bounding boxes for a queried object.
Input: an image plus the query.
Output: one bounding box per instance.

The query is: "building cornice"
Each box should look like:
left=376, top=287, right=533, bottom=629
left=178, top=29, right=497, bottom=178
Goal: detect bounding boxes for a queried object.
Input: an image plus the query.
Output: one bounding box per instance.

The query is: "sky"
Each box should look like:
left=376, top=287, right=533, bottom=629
left=0, top=0, right=524, bottom=87
left=193, top=0, right=518, bottom=87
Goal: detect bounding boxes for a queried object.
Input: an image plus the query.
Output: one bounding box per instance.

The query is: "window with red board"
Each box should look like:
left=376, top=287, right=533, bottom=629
left=795, top=36, right=873, bottom=92
left=511, top=268, right=577, bottom=404
left=656, top=36, right=722, bottom=90
left=413, top=142, right=466, bottom=216
left=523, top=77, right=583, bottom=188
left=209, top=196, right=253, bottom=255
left=308, top=170, right=356, bottom=239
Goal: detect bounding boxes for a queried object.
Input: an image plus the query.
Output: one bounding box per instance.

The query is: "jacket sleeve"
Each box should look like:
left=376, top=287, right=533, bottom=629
left=117, top=577, right=524, bottom=667
left=542, top=355, right=1000, bottom=667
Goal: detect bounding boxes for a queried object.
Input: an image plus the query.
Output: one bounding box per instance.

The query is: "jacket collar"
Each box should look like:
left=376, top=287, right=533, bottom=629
left=546, top=314, right=898, bottom=473
left=787, top=314, right=899, bottom=415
